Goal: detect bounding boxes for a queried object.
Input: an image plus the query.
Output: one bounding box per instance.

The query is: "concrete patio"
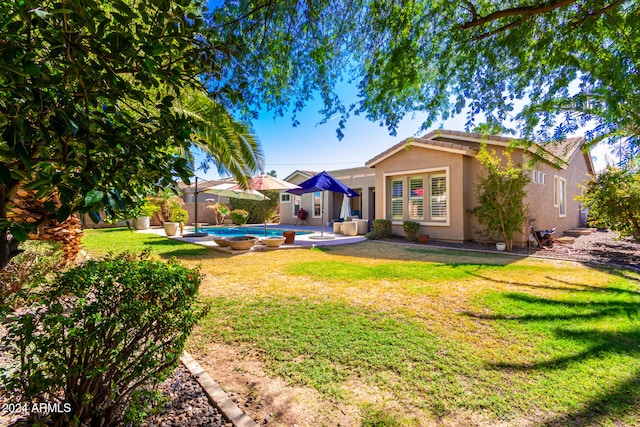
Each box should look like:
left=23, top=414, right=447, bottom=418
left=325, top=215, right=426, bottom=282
left=138, top=224, right=367, bottom=254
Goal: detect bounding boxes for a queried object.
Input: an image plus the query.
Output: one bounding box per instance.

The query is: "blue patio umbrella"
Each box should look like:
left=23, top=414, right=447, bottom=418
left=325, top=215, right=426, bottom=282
left=287, top=171, right=360, bottom=238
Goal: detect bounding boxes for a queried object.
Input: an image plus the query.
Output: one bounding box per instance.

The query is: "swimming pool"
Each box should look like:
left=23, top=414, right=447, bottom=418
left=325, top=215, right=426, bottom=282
left=199, top=226, right=312, bottom=238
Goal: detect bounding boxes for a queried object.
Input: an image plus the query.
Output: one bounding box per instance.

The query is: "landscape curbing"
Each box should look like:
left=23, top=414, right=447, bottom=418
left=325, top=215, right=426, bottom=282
left=181, top=351, right=258, bottom=427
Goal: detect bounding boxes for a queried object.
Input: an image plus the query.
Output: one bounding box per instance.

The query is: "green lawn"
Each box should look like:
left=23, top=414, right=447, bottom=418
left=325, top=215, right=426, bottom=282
left=82, top=229, right=640, bottom=426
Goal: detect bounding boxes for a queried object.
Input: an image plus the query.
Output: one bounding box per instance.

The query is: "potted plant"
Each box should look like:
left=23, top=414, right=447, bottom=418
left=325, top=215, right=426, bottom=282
left=133, top=201, right=160, bottom=230
left=165, top=202, right=189, bottom=236
left=496, top=242, right=506, bottom=251
left=231, top=209, right=249, bottom=225
left=403, top=220, right=420, bottom=242
left=206, top=202, right=230, bottom=225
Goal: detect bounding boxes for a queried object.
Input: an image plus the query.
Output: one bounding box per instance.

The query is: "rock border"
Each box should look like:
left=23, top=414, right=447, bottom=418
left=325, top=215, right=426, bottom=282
left=181, top=352, right=257, bottom=427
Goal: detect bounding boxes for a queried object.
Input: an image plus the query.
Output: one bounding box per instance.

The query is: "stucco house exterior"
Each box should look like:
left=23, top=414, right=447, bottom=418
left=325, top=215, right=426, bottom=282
left=365, top=130, right=595, bottom=246
left=279, top=167, right=376, bottom=226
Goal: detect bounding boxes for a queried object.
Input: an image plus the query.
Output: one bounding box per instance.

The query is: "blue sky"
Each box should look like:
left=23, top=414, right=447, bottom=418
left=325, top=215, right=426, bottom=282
left=195, top=94, right=612, bottom=181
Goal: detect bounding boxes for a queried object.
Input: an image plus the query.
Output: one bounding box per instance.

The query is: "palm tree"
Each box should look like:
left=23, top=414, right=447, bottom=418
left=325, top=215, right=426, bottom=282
left=173, top=88, right=265, bottom=188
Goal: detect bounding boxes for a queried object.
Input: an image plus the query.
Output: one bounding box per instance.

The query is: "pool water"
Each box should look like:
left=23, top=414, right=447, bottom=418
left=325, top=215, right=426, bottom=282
left=199, top=226, right=311, bottom=238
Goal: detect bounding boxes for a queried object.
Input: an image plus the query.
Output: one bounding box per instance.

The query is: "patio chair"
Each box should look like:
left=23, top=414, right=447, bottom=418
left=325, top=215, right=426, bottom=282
left=531, top=226, right=555, bottom=248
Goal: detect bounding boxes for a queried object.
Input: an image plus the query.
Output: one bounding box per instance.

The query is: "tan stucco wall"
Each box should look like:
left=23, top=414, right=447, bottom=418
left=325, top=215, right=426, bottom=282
left=372, top=146, right=467, bottom=242
left=372, top=143, right=589, bottom=245
left=279, top=168, right=376, bottom=226
left=524, top=152, right=591, bottom=235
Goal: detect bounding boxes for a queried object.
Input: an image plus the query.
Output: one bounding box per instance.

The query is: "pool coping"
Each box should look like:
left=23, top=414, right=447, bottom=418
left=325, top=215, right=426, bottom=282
left=138, top=225, right=367, bottom=253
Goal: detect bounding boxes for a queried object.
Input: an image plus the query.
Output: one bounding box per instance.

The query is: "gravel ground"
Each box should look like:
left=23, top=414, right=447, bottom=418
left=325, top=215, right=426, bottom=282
left=399, top=229, right=640, bottom=271
left=141, top=363, right=228, bottom=427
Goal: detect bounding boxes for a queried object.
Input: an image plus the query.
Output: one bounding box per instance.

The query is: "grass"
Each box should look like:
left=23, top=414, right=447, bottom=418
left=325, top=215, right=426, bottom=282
left=82, top=227, right=212, bottom=259
left=82, top=229, right=640, bottom=426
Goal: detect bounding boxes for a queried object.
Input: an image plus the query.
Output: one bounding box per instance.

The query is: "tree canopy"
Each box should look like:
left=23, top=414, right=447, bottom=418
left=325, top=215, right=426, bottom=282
left=210, top=0, right=639, bottom=159
left=0, top=0, right=262, bottom=267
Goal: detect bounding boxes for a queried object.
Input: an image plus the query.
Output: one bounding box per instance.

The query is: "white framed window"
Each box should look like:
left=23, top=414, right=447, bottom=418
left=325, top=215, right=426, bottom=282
left=553, top=176, right=559, bottom=207
left=280, top=193, right=291, bottom=203
left=531, top=170, right=538, bottom=183
left=541, top=173, right=546, bottom=185
left=312, top=191, right=322, bottom=217
left=391, top=179, right=403, bottom=219
left=558, top=177, right=566, bottom=217
left=293, top=195, right=301, bottom=216
left=408, top=177, right=424, bottom=220
left=429, top=174, right=447, bottom=221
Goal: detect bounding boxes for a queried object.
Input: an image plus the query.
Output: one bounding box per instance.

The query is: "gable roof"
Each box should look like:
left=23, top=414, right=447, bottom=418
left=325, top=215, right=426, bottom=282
left=365, top=129, right=594, bottom=173
left=283, top=169, right=318, bottom=182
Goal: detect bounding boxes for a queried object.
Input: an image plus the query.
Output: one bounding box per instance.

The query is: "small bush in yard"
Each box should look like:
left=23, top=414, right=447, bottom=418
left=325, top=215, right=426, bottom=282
left=0, top=240, right=62, bottom=311
left=0, top=251, right=208, bottom=427
left=372, top=219, right=392, bottom=238
left=403, top=220, right=420, bottom=242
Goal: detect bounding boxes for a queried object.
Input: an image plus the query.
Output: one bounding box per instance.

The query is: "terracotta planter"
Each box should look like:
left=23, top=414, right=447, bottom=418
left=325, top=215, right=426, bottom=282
left=282, top=231, right=296, bottom=244
left=164, top=222, right=179, bottom=237
left=417, top=234, right=430, bottom=244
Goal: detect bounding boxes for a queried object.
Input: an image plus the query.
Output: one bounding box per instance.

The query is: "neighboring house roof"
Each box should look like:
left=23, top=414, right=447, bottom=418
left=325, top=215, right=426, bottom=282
left=177, top=177, right=235, bottom=191
left=283, top=169, right=318, bottom=182
left=365, top=129, right=594, bottom=174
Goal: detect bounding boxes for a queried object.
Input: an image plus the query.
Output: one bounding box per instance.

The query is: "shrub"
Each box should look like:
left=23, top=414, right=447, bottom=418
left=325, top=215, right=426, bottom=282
left=0, top=240, right=63, bottom=311
left=168, top=207, right=189, bottom=223
left=139, top=201, right=160, bottom=218
left=474, top=145, right=528, bottom=251
left=365, top=230, right=379, bottom=240
left=577, top=166, right=640, bottom=241
left=372, top=219, right=392, bottom=238
left=206, top=203, right=230, bottom=225
left=0, top=252, right=208, bottom=426
left=230, top=189, right=279, bottom=223
left=231, top=208, right=249, bottom=225
left=403, top=220, right=420, bottom=242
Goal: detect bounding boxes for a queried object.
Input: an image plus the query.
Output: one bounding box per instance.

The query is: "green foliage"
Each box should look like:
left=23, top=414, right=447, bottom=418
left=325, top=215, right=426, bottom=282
left=474, top=146, right=528, bottom=251
left=169, top=207, right=189, bottom=223
left=372, top=219, right=392, bottom=239
left=230, top=190, right=279, bottom=223
left=212, top=1, right=638, bottom=156
left=139, top=201, right=160, bottom=218
left=0, top=240, right=62, bottom=311
left=403, top=220, right=420, bottom=242
left=365, top=230, right=379, bottom=240
left=207, top=202, right=230, bottom=225
left=0, top=0, right=263, bottom=269
left=231, top=209, right=249, bottom=225
left=1, top=252, right=207, bottom=426
left=577, top=167, right=640, bottom=241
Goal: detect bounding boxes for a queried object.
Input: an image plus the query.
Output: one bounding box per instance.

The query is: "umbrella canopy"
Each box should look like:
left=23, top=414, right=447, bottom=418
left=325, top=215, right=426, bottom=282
left=339, top=195, right=351, bottom=220
left=287, top=171, right=359, bottom=197
left=203, top=183, right=269, bottom=201
left=229, top=174, right=300, bottom=236
left=287, top=171, right=359, bottom=238
left=231, top=174, right=301, bottom=192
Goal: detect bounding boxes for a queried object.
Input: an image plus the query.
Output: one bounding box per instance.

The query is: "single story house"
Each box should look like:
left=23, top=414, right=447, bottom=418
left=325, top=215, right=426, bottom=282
left=365, top=130, right=595, bottom=246
left=279, top=167, right=376, bottom=226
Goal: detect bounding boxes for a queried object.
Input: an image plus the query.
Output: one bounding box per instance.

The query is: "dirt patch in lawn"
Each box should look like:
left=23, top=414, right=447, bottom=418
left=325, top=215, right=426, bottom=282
left=188, top=342, right=368, bottom=426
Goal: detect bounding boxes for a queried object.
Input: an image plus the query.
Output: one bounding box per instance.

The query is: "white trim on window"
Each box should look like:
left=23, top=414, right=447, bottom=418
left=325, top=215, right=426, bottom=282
left=553, top=175, right=559, bottom=207
left=558, top=177, right=567, bottom=217
left=292, top=195, right=301, bottom=216
left=312, top=191, right=322, bottom=218
left=280, top=193, right=291, bottom=203
left=429, top=174, right=447, bottom=221
left=390, top=178, right=404, bottom=219
left=382, top=167, right=450, bottom=226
